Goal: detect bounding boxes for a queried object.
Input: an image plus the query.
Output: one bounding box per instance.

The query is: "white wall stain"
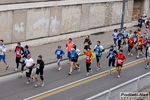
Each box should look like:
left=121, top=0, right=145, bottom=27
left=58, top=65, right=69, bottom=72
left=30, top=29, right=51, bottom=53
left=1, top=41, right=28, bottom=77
left=14, top=22, right=24, bottom=33
left=50, top=15, right=60, bottom=33
left=117, top=8, right=122, bottom=17
left=33, top=18, right=49, bottom=29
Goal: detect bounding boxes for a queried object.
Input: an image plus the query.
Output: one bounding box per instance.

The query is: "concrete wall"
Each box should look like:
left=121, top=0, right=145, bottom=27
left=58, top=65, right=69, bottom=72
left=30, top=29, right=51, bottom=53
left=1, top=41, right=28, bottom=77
left=0, top=0, right=149, bottom=48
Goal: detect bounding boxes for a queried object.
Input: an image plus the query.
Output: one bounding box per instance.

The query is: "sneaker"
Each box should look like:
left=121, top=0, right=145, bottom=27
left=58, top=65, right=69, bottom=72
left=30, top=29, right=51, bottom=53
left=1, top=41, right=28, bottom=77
left=14, top=68, right=18, bottom=71
left=77, top=67, right=80, bottom=72
left=86, top=73, right=90, bottom=76
left=108, top=70, right=111, bottom=73
left=58, top=67, right=62, bottom=71
left=136, top=56, right=139, bottom=59
left=96, top=67, right=101, bottom=71
left=6, top=65, right=9, bottom=70
left=90, top=69, right=93, bottom=74
left=35, top=82, right=40, bottom=87
left=41, top=83, right=45, bottom=87
left=68, top=72, right=72, bottom=75
left=128, top=53, right=131, bottom=56
left=117, top=75, right=120, bottom=78
left=77, top=63, right=79, bottom=67
left=26, top=80, right=30, bottom=84
left=145, top=65, right=149, bottom=69
left=131, top=54, right=133, bottom=56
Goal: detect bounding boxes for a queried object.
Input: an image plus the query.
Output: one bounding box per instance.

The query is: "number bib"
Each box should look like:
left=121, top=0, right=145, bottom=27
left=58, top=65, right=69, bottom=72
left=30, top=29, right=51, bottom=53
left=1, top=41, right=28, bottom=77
left=26, top=68, right=29, bottom=73
left=86, top=56, right=90, bottom=60
left=118, top=60, right=122, bottom=64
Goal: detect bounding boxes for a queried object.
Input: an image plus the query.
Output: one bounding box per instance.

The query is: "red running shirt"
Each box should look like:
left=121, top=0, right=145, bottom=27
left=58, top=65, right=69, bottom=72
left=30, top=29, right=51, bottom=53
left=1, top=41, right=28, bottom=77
left=86, top=51, right=92, bottom=63
left=128, top=37, right=134, bottom=47
left=116, top=54, right=126, bottom=65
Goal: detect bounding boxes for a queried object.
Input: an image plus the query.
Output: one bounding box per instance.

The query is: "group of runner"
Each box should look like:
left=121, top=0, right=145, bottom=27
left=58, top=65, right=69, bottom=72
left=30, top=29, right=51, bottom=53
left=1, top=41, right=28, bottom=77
left=0, top=15, right=150, bottom=87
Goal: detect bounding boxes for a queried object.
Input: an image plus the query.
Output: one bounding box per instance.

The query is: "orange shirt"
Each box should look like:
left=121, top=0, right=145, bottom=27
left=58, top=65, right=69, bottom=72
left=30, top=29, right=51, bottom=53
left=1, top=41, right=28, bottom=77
left=66, top=41, right=74, bottom=52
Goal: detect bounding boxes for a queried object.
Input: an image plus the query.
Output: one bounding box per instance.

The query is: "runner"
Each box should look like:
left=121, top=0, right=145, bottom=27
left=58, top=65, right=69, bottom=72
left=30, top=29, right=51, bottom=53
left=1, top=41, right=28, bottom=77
left=84, top=48, right=95, bottom=76
left=128, top=35, right=135, bottom=56
left=128, top=30, right=133, bottom=39
left=145, top=39, right=150, bottom=59
left=55, top=46, right=65, bottom=71
left=146, top=47, right=150, bottom=69
left=106, top=45, right=117, bottom=73
left=68, top=46, right=80, bottom=75
left=34, top=55, right=45, bottom=87
left=137, top=36, right=145, bottom=59
left=112, top=29, right=118, bottom=47
left=116, top=49, right=126, bottom=78
left=145, top=20, right=150, bottom=33
left=25, top=54, right=35, bottom=84
left=122, top=27, right=128, bottom=46
left=74, top=45, right=81, bottom=68
left=138, top=17, right=143, bottom=29
left=94, top=41, right=105, bottom=71
left=66, top=38, right=75, bottom=64
left=14, top=42, right=24, bottom=71
left=133, top=31, right=138, bottom=52
left=141, top=12, right=147, bottom=24
left=83, top=35, right=92, bottom=53
left=117, top=30, right=124, bottom=50
left=0, top=39, right=9, bottom=70
left=18, top=45, right=30, bottom=78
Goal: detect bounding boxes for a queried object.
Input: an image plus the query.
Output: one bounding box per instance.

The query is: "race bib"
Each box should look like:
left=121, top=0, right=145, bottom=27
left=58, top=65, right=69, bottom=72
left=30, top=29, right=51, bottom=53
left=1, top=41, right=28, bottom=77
left=37, top=65, right=40, bottom=69
left=84, top=42, right=88, bottom=46
left=118, top=60, right=122, bottom=64
left=16, top=51, right=20, bottom=54
left=86, top=56, right=90, bottom=60
left=26, top=68, right=29, bottom=73
left=109, top=55, right=113, bottom=58
left=57, top=51, right=60, bottom=55
left=139, top=42, right=141, bottom=45
left=119, top=37, right=121, bottom=40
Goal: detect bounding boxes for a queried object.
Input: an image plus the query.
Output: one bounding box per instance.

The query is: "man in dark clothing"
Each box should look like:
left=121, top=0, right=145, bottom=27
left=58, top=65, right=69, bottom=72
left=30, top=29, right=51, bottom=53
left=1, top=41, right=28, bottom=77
left=84, top=35, right=92, bottom=53
left=138, top=17, right=143, bottom=29
left=34, top=55, right=45, bottom=87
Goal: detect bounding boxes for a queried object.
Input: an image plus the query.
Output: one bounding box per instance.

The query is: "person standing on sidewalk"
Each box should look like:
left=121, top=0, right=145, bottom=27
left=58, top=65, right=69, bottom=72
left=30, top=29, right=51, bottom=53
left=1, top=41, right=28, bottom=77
left=83, top=35, right=92, bottom=53
left=84, top=48, right=95, bottom=76
left=14, top=42, right=24, bottom=71
left=68, top=46, right=80, bottom=75
left=25, top=54, right=35, bottom=84
left=112, top=29, right=118, bottom=47
left=106, top=45, right=117, bottom=73
left=18, top=45, right=30, bottom=78
left=34, top=55, right=45, bottom=87
left=0, top=39, right=9, bottom=70
left=94, top=41, right=105, bottom=71
left=145, top=19, right=150, bottom=34
left=66, top=38, right=75, bottom=64
left=55, top=46, right=65, bottom=71
left=117, top=30, right=124, bottom=50
left=116, top=49, right=126, bottom=78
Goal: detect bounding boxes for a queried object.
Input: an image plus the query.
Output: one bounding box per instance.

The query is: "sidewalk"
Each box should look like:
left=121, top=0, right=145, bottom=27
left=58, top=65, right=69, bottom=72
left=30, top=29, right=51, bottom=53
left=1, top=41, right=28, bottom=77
left=0, top=26, right=149, bottom=76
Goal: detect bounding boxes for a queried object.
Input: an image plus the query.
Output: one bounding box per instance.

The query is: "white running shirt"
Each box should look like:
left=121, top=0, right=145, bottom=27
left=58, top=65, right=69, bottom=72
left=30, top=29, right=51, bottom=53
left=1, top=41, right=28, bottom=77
left=25, top=58, right=34, bottom=67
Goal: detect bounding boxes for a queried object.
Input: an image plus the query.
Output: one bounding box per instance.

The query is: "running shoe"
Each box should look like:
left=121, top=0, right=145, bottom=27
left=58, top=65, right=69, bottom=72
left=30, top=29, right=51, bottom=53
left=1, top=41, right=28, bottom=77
left=41, top=83, right=45, bottom=87
left=86, top=73, right=89, bottom=76
left=26, top=80, right=30, bottom=84
left=14, top=68, right=18, bottom=71
left=68, top=72, right=72, bottom=75
left=136, top=56, right=139, bottom=59
left=6, top=65, right=9, bottom=70
left=117, top=75, right=120, bottom=78
left=58, top=67, right=62, bottom=71
left=77, top=67, right=80, bottom=72
left=35, top=82, right=40, bottom=87
left=90, top=69, right=93, bottom=74
left=145, top=65, right=149, bottom=69
left=96, top=67, right=101, bottom=71
left=131, top=54, right=133, bottom=56
left=128, top=53, right=131, bottom=56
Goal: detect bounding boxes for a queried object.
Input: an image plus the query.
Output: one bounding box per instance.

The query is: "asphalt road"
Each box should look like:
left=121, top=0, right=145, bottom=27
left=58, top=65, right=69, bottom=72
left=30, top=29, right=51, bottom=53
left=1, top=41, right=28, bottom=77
left=0, top=47, right=149, bottom=100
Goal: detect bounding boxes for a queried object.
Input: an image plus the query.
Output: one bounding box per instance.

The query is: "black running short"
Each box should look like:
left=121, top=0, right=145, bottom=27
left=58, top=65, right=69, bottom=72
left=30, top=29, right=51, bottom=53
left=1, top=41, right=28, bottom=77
left=26, top=68, right=33, bottom=77
left=116, top=64, right=122, bottom=67
left=96, top=56, right=101, bottom=63
left=35, top=68, right=44, bottom=75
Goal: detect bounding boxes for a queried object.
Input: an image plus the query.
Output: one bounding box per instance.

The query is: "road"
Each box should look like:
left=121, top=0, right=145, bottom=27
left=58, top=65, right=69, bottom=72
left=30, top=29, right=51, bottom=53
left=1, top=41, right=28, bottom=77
left=0, top=47, right=149, bottom=100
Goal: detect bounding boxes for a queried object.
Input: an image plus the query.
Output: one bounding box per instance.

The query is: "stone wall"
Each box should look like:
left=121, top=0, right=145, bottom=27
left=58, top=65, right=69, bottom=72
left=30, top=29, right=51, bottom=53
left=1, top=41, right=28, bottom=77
left=0, top=0, right=135, bottom=44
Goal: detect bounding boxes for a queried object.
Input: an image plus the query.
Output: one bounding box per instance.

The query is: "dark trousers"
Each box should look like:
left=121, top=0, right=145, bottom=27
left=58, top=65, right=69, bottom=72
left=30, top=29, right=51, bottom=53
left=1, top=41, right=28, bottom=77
left=118, top=40, right=122, bottom=50
left=16, top=57, right=21, bottom=68
left=86, top=62, right=91, bottom=72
